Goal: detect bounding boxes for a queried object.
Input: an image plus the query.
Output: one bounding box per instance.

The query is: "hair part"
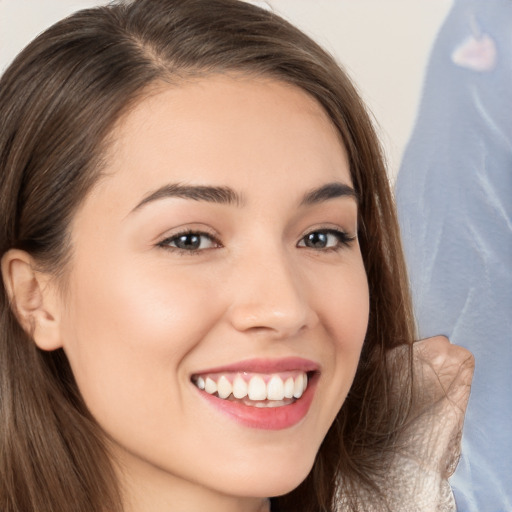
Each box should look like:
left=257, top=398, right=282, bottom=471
left=0, top=1, right=415, bottom=511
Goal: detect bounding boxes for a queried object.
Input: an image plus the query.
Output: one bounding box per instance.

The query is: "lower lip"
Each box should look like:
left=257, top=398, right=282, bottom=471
left=195, top=374, right=318, bottom=430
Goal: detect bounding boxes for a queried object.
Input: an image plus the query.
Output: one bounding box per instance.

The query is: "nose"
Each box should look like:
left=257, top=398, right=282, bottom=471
left=226, top=247, right=318, bottom=339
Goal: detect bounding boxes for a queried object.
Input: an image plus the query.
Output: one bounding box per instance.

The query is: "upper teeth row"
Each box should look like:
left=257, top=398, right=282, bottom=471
left=195, top=373, right=308, bottom=401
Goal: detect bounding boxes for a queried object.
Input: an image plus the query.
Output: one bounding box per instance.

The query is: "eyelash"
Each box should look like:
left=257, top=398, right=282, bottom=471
left=157, top=229, right=221, bottom=254
left=297, top=228, right=356, bottom=252
left=157, top=227, right=356, bottom=254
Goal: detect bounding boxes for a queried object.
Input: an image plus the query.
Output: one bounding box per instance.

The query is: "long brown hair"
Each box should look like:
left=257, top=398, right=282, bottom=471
left=0, top=1, right=415, bottom=510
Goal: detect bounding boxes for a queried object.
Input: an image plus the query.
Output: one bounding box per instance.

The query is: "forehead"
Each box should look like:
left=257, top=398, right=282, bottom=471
left=88, top=75, right=351, bottom=213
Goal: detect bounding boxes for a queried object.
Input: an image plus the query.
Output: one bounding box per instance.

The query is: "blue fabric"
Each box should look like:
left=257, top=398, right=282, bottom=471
left=395, top=1, right=512, bottom=510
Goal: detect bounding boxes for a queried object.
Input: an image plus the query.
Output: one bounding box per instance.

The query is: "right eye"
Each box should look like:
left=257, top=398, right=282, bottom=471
left=158, top=231, right=220, bottom=252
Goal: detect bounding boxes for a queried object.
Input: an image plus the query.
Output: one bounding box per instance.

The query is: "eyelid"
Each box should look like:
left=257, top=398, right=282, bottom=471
left=300, top=222, right=356, bottom=238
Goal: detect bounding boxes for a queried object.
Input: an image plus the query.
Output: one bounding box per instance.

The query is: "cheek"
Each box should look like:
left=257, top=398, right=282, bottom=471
left=319, top=259, right=369, bottom=349
left=59, top=257, right=221, bottom=420
left=316, top=259, right=369, bottom=403
left=65, top=254, right=217, bottom=345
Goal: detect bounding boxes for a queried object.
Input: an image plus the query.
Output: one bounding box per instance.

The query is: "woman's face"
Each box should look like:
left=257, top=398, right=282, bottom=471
left=55, top=76, right=369, bottom=510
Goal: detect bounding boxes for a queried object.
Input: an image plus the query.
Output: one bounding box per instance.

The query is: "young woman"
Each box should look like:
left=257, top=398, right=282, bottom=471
left=0, top=1, right=473, bottom=511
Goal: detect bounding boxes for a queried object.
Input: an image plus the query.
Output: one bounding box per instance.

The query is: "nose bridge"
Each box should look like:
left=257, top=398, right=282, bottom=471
left=227, top=241, right=316, bottom=336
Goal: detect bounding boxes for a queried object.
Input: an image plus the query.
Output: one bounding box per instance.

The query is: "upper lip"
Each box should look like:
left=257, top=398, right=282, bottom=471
left=192, top=357, right=320, bottom=375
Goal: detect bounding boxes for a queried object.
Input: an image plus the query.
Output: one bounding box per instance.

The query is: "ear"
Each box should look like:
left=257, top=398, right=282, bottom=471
left=1, top=249, right=63, bottom=351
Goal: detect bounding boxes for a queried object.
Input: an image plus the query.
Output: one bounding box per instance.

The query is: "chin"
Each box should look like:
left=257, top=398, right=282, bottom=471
left=218, top=452, right=316, bottom=499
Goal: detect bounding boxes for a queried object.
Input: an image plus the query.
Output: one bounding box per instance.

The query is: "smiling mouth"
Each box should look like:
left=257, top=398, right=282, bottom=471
left=191, top=371, right=309, bottom=408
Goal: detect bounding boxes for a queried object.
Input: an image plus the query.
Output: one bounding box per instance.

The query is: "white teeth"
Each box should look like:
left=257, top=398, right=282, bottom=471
left=232, top=375, right=248, bottom=399
left=293, top=374, right=304, bottom=399
left=205, top=377, right=217, bottom=394
left=284, top=377, right=294, bottom=398
left=196, top=376, right=205, bottom=390
left=196, top=372, right=310, bottom=402
left=267, top=375, right=285, bottom=401
left=248, top=376, right=267, bottom=400
left=217, top=375, right=232, bottom=399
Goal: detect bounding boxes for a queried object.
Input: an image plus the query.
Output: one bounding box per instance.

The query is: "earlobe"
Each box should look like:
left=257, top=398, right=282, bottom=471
left=1, top=249, right=63, bottom=351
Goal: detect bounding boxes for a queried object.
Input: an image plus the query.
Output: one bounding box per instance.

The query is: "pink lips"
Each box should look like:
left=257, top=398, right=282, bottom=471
left=195, top=357, right=319, bottom=375
left=192, top=357, right=319, bottom=430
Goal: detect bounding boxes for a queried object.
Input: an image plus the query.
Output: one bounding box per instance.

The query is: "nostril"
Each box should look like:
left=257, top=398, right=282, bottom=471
left=227, top=300, right=317, bottom=338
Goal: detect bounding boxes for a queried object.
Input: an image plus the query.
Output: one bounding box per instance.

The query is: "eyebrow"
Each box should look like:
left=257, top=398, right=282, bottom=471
left=131, top=180, right=357, bottom=213
left=300, top=182, right=358, bottom=206
left=132, top=183, right=243, bottom=212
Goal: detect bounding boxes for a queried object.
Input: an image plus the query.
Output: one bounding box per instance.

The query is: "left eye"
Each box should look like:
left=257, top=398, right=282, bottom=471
left=298, top=230, right=352, bottom=250
left=159, top=232, right=218, bottom=251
